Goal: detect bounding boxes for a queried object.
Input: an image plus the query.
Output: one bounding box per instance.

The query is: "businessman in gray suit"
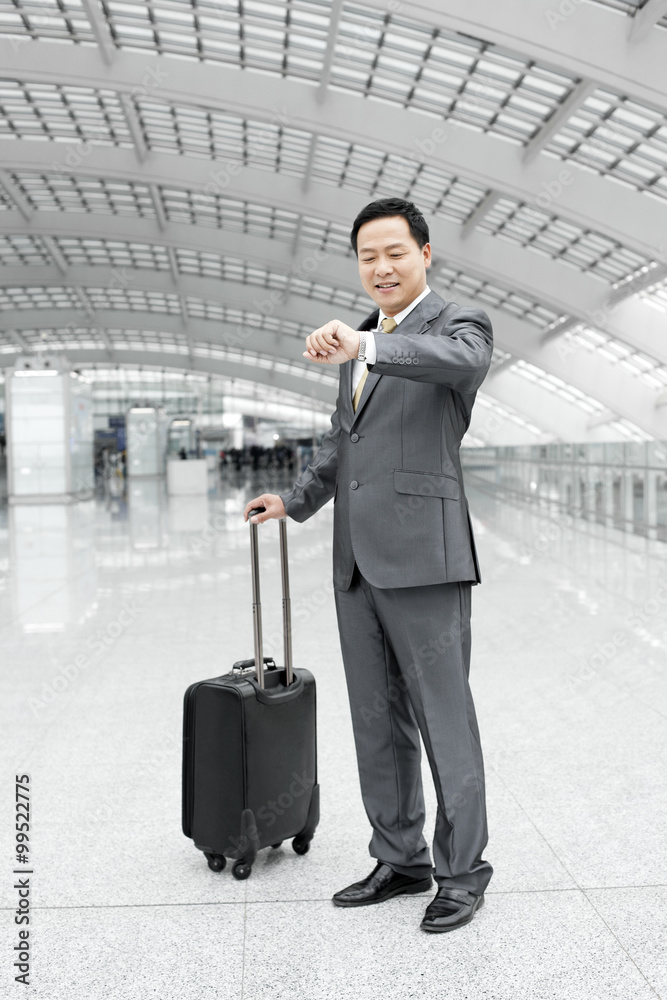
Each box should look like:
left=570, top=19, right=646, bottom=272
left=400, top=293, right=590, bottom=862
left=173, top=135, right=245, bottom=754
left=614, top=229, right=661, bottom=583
left=244, top=197, right=493, bottom=932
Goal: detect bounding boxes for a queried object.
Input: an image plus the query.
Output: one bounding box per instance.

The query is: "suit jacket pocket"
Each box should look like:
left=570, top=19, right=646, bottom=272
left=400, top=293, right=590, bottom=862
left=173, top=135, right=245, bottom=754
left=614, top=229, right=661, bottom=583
left=393, top=469, right=460, bottom=501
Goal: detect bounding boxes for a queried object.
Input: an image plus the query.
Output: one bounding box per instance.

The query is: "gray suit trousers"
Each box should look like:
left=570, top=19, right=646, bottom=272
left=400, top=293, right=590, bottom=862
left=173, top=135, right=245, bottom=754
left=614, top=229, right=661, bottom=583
left=334, top=563, right=493, bottom=895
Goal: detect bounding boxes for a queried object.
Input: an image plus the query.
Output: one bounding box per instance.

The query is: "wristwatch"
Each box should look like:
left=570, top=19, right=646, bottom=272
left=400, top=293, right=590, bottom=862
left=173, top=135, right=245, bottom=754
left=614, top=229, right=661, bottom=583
left=357, top=331, right=367, bottom=362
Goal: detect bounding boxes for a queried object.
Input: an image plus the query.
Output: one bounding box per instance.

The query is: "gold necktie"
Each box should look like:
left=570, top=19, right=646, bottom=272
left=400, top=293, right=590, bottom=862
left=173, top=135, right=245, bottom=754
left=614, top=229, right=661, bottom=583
left=352, top=317, right=398, bottom=412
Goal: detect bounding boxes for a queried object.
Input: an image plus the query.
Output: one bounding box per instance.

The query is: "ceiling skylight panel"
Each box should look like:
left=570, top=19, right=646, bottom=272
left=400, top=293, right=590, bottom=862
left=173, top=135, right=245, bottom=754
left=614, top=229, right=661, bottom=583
left=159, top=30, right=198, bottom=51
left=595, top=125, right=636, bottom=153
left=112, top=20, right=155, bottom=41
left=618, top=159, right=658, bottom=181
left=637, top=141, right=667, bottom=168
left=455, top=99, right=496, bottom=126
left=367, top=74, right=414, bottom=98
left=614, top=102, right=661, bottom=130
left=244, top=45, right=284, bottom=67
left=383, top=29, right=429, bottom=55
left=419, top=66, right=466, bottom=93
left=376, top=53, right=424, bottom=79
left=494, top=113, right=536, bottom=140
left=576, top=143, right=620, bottom=169
left=628, top=352, right=658, bottom=373
left=507, top=93, right=554, bottom=119
left=0, top=236, right=46, bottom=265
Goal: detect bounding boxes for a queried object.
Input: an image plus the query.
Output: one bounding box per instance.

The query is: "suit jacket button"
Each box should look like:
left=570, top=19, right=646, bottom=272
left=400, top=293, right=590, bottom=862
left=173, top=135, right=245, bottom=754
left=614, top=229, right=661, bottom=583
left=350, top=433, right=359, bottom=442
left=350, top=480, right=359, bottom=489
left=398, top=357, right=405, bottom=364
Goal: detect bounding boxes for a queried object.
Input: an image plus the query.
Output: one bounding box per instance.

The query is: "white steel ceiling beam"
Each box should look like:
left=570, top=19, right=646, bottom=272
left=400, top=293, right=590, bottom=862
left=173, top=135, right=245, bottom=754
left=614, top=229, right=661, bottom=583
left=2, top=46, right=664, bottom=257
left=0, top=149, right=632, bottom=316
left=149, top=184, right=167, bottom=230
left=0, top=169, right=33, bottom=220
left=356, top=0, right=666, bottom=106
left=0, top=267, right=361, bottom=328
left=1, top=156, right=663, bottom=365
left=0, top=310, right=325, bottom=368
left=472, top=373, right=594, bottom=443
left=8, top=329, right=29, bottom=351
left=119, top=94, right=148, bottom=163
left=0, top=347, right=340, bottom=407
left=12, top=1, right=663, bottom=108
left=79, top=0, right=116, bottom=66
left=41, top=236, right=68, bottom=276
left=1, top=304, right=664, bottom=438
left=460, top=191, right=501, bottom=239
left=317, top=0, right=345, bottom=104
left=522, top=80, right=597, bottom=165
left=629, top=0, right=667, bottom=43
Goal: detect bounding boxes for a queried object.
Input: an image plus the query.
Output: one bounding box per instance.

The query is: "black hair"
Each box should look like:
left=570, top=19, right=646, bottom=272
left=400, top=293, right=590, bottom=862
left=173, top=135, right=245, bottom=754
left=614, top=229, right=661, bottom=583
left=350, top=198, right=430, bottom=256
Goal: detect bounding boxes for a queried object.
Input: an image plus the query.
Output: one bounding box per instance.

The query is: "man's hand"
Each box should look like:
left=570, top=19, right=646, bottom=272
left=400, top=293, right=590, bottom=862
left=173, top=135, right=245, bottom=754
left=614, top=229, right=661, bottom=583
left=243, top=493, right=287, bottom=524
left=303, top=320, right=360, bottom=365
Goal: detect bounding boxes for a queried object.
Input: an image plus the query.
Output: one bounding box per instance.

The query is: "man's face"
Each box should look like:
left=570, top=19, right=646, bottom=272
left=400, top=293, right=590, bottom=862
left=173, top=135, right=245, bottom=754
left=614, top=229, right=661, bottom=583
left=356, top=215, right=431, bottom=317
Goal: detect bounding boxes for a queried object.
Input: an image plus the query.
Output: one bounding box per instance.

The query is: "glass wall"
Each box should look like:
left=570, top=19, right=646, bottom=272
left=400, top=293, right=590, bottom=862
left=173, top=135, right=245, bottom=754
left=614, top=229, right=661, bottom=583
left=462, top=441, right=667, bottom=542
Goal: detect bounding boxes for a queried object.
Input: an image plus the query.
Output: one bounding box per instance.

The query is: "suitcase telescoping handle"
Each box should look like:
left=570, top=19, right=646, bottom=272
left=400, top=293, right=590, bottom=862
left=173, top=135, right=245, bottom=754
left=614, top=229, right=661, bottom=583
left=247, top=507, right=293, bottom=689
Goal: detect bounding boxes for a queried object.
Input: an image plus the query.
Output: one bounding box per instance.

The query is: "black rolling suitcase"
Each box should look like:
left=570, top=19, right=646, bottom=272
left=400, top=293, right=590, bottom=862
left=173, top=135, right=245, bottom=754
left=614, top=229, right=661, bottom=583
left=182, top=508, right=319, bottom=880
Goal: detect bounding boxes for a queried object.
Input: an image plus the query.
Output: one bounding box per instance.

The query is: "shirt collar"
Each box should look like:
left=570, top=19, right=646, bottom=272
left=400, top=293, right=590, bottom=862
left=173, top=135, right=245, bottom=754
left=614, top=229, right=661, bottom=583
left=378, top=285, right=431, bottom=329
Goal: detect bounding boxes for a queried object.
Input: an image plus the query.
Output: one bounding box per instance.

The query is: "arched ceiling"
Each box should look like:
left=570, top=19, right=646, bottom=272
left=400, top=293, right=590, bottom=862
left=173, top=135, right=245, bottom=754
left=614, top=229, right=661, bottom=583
left=0, top=0, right=665, bottom=443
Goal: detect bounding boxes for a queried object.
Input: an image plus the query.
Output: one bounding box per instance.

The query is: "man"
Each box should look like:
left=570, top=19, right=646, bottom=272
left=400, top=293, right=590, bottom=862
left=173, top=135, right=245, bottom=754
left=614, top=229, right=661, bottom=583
left=243, top=197, right=493, bottom=933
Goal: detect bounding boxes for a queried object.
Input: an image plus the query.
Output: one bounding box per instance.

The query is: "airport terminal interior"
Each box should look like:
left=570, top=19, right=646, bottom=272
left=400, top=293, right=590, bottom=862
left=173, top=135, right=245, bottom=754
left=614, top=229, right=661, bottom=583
left=0, top=1, right=666, bottom=998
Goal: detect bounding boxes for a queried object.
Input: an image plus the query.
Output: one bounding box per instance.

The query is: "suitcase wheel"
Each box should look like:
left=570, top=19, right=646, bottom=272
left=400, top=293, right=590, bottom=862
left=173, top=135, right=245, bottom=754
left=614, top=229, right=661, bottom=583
left=232, top=861, right=252, bottom=881
left=292, top=836, right=311, bottom=856
left=271, top=842, right=283, bottom=849
left=205, top=853, right=226, bottom=873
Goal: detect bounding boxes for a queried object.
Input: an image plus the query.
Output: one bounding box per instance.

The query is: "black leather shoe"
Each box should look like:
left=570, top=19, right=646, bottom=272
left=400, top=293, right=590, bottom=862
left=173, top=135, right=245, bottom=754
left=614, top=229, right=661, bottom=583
left=332, top=862, right=433, bottom=907
left=420, top=888, right=485, bottom=933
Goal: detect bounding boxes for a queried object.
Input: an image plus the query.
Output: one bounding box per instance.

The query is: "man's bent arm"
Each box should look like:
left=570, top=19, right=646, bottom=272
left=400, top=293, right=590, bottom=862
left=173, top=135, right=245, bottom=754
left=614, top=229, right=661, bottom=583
left=368, top=304, right=493, bottom=394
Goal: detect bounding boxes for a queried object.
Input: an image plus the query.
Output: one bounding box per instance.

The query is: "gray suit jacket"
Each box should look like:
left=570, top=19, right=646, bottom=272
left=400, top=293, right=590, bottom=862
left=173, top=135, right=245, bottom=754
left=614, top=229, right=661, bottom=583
left=279, top=289, right=493, bottom=591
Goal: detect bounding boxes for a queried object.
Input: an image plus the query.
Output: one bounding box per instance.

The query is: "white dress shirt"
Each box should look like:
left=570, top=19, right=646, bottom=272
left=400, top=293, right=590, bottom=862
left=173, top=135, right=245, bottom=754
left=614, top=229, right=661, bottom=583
left=351, top=285, right=432, bottom=398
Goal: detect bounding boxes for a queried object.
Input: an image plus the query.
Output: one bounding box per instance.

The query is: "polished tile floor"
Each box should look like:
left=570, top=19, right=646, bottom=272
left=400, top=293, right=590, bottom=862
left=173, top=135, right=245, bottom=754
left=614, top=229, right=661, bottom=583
left=0, top=465, right=665, bottom=1000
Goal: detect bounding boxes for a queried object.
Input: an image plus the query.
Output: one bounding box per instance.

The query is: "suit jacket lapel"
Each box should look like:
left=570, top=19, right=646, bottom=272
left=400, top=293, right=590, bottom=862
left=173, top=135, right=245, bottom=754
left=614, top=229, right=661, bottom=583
left=349, top=291, right=444, bottom=426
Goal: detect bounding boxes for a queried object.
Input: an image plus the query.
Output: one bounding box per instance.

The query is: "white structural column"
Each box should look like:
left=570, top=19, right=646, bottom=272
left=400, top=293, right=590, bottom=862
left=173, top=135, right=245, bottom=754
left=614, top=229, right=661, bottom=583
left=6, top=367, right=94, bottom=502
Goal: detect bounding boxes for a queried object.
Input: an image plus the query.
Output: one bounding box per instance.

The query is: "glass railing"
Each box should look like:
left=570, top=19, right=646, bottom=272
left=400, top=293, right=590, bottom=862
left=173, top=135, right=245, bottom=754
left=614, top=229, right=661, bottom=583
left=461, top=441, right=667, bottom=542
